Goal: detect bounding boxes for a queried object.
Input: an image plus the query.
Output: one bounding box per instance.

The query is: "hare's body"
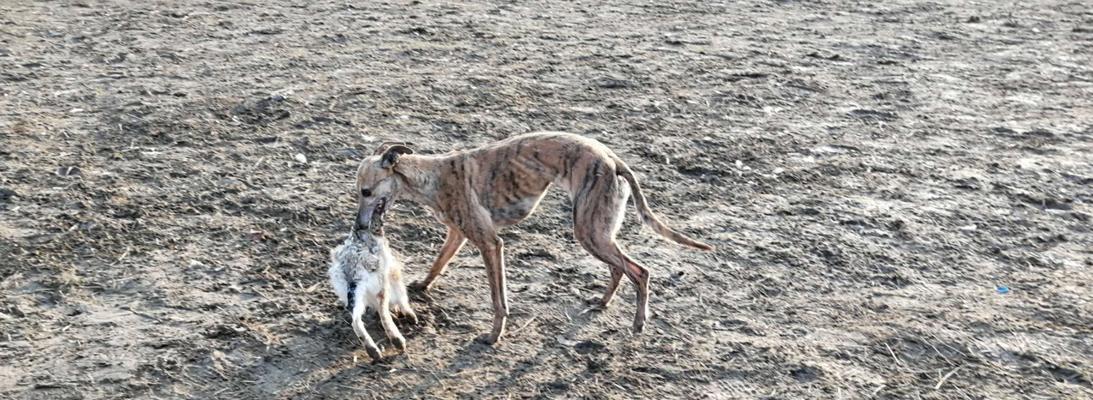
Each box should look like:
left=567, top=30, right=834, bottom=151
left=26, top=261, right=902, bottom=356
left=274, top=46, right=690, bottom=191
left=329, top=229, right=415, bottom=361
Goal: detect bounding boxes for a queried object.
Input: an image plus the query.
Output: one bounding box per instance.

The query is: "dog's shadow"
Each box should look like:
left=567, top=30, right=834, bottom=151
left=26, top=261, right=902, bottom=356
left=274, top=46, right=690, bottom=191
left=401, top=299, right=613, bottom=397
left=193, top=307, right=402, bottom=397
left=303, top=284, right=623, bottom=397
left=297, top=298, right=487, bottom=390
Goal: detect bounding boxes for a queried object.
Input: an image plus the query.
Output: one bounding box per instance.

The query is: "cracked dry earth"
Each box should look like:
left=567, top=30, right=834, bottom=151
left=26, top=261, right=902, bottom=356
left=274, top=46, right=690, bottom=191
left=1, top=0, right=1092, bottom=399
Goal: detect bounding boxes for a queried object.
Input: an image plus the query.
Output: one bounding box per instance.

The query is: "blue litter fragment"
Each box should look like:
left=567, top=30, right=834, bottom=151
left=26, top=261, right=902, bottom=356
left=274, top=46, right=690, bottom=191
left=996, top=286, right=1010, bottom=294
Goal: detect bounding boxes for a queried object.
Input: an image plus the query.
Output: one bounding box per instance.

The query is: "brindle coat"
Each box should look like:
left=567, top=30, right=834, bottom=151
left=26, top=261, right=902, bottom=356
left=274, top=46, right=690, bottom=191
left=354, top=132, right=713, bottom=345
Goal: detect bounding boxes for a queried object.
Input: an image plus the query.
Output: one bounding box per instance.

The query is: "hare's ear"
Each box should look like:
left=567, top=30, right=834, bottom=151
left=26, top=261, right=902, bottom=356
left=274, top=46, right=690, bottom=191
left=380, top=145, right=414, bottom=169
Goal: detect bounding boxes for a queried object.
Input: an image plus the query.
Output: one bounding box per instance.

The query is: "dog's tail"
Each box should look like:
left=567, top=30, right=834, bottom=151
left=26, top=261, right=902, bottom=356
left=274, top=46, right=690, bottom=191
left=613, top=156, right=715, bottom=251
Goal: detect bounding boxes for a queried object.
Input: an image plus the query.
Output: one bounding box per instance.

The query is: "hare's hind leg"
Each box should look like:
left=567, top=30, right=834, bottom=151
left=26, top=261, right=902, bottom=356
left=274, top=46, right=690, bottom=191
left=392, top=271, right=418, bottom=324
left=376, top=288, right=407, bottom=351
left=350, top=290, right=383, bottom=361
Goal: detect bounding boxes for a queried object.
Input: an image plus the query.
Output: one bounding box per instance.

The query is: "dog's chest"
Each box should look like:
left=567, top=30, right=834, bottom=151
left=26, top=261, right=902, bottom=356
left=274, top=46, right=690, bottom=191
left=425, top=207, right=452, bottom=225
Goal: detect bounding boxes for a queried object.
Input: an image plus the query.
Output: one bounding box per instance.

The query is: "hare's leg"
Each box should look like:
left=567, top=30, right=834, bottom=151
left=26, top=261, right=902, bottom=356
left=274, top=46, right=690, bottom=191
left=377, top=288, right=407, bottom=351
left=392, top=270, right=418, bottom=324
left=350, top=289, right=383, bottom=361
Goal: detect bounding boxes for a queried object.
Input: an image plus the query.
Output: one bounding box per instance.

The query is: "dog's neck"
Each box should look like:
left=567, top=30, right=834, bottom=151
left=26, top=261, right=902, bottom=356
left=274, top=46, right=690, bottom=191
left=392, top=155, right=444, bottom=209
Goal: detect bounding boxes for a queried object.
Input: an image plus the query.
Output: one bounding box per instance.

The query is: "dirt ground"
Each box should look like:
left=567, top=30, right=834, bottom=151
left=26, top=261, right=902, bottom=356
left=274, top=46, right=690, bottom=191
left=1, top=0, right=1091, bottom=398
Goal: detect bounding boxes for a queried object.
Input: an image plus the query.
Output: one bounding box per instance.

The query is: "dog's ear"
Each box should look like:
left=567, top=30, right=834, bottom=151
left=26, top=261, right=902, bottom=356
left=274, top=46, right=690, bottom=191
left=373, top=141, right=415, bottom=155
left=372, top=141, right=416, bottom=155
left=380, top=145, right=414, bottom=169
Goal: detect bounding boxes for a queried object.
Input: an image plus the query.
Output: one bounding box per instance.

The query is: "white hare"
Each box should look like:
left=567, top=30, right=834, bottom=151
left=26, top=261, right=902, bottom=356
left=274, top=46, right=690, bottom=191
left=328, top=224, right=416, bottom=362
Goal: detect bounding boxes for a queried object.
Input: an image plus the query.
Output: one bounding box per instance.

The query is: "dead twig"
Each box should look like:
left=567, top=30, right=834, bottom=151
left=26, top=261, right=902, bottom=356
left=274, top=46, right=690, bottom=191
left=510, top=316, right=537, bottom=335
left=885, top=342, right=905, bottom=368
left=935, top=366, right=962, bottom=390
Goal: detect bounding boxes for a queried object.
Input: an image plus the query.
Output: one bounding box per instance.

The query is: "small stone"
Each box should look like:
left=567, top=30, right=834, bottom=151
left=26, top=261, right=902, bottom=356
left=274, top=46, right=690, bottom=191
left=557, top=336, right=579, bottom=346
left=294, top=153, right=307, bottom=164
left=55, top=166, right=81, bottom=176
left=594, top=77, right=632, bottom=89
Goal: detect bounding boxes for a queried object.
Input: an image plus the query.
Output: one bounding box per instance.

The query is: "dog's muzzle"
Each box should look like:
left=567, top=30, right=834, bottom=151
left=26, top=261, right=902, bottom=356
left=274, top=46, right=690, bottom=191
left=355, top=197, right=388, bottom=234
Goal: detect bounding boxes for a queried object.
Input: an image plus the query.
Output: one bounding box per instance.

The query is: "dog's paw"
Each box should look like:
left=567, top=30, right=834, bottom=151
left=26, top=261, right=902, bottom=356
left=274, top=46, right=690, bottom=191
left=474, top=333, right=500, bottom=346
left=409, top=280, right=432, bottom=293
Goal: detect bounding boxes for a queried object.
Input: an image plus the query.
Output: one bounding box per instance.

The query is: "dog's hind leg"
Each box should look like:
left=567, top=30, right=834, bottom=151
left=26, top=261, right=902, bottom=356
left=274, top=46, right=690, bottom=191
left=598, top=179, right=631, bottom=309
left=574, top=172, right=651, bottom=332
left=600, top=266, right=625, bottom=308
left=620, top=255, right=651, bottom=333
left=578, top=238, right=651, bottom=333
left=351, top=291, right=383, bottom=361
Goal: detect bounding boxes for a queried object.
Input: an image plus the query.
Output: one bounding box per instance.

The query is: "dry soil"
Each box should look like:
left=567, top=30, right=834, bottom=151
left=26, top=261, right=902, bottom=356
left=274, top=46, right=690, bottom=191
left=1, top=0, right=1091, bottom=399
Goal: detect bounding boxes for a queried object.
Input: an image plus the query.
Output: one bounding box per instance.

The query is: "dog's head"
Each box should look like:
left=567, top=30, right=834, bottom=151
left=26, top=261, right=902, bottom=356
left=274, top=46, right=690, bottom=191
left=354, top=143, right=414, bottom=232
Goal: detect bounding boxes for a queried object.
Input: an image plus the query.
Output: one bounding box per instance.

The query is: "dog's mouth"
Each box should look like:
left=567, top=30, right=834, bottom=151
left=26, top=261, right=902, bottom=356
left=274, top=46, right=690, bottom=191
left=355, top=197, right=388, bottom=235
left=372, top=198, right=387, bottom=230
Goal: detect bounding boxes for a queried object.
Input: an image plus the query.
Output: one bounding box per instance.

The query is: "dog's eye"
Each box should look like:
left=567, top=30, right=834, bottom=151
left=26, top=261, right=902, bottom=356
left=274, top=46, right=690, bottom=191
left=360, top=188, right=372, bottom=197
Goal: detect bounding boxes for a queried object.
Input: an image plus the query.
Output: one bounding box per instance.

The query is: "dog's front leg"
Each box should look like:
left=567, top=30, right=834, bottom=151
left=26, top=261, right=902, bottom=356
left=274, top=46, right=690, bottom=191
left=475, top=235, right=509, bottom=345
left=412, top=226, right=466, bottom=292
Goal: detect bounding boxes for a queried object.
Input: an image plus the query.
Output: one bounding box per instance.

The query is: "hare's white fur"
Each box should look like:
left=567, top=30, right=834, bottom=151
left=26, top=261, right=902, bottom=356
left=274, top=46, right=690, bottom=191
left=328, top=230, right=415, bottom=360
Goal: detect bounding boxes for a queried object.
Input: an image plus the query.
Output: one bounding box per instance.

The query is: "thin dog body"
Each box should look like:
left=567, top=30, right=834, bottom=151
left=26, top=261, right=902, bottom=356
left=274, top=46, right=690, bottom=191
left=354, top=132, right=713, bottom=345
left=328, top=203, right=416, bottom=361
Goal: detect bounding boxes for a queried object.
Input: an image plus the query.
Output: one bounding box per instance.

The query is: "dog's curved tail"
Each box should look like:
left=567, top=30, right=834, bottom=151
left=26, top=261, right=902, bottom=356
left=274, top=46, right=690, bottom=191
left=613, top=156, right=715, bottom=251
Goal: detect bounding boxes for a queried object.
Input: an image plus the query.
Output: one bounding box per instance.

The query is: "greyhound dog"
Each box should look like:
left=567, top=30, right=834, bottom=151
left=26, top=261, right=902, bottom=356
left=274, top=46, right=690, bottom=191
left=354, top=132, right=713, bottom=345
left=329, top=200, right=416, bottom=361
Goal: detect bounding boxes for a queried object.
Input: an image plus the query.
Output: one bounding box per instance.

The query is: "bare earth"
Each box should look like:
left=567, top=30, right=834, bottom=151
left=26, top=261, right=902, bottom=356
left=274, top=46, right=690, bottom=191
left=1, top=0, right=1091, bottom=399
